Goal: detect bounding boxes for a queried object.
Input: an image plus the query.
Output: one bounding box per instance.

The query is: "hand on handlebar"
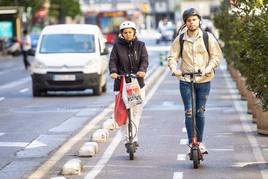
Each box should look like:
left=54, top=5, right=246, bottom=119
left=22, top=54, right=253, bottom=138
left=201, top=66, right=213, bottom=76
left=110, top=73, right=118, bottom=79
left=172, top=69, right=182, bottom=77
left=136, top=71, right=146, bottom=78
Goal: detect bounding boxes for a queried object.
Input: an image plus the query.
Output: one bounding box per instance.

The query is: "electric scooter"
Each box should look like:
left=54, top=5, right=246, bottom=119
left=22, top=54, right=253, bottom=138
left=119, top=74, right=139, bottom=160
left=183, top=70, right=204, bottom=169
left=173, top=70, right=205, bottom=168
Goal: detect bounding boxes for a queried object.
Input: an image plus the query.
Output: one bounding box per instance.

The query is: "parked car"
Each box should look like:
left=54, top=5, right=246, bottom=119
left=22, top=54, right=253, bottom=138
left=30, top=24, right=109, bottom=96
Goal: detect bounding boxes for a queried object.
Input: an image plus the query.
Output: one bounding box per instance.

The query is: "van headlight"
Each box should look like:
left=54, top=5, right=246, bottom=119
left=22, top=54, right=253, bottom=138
left=33, top=60, right=46, bottom=69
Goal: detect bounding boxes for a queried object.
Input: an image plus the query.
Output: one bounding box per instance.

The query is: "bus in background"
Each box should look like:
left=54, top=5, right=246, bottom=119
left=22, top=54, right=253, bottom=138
left=96, top=11, right=128, bottom=44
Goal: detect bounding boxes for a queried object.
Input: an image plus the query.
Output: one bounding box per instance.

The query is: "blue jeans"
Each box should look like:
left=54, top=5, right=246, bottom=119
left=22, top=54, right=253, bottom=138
left=180, top=81, right=210, bottom=144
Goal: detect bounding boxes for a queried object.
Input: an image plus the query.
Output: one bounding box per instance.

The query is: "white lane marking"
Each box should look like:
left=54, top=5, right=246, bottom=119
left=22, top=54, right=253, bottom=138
left=0, top=77, right=30, bottom=91
left=19, top=88, right=29, bottom=93
left=0, top=142, right=28, bottom=147
left=182, top=127, right=186, bottom=133
left=210, top=148, right=234, bottom=152
left=0, top=132, right=5, bottom=137
left=179, top=139, right=188, bottom=145
left=84, top=68, right=169, bottom=179
left=221, top=60, right=268, bottom=178
left=84, top=131, right=122, bottom=179
left=177, top=154, right=186, bottom=161
left=28, top=103, right=113, bottom=179
left=144, top=68, right=169, bottom=106
left=0, top=97, right=4, bottom=101
left=231, top=162, right=267, bottom=168
left=173, top=172, right=183, bottom=179
left=146, top=46, right=170, bottom=52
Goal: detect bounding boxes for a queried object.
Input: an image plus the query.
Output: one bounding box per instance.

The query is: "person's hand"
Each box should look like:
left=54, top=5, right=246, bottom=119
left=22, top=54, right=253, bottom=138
left=136, top=71, right=146, bottom=78
left=171, top=67, right=182, bottom=77
left=110, top=73, right=118, bottom=79
left=202, top=66, right=213, bottom=76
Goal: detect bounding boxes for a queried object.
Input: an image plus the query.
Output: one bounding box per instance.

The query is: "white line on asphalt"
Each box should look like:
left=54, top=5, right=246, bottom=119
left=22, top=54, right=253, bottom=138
left=173, top=172, right=183, bottom=179
left=0, top=132, right=5, bottom=137
left=146, top=46, right=170, bottom=52
left=0, top=97, right=4, bottom=101
left=179, top=139, right=188, bottom=145
left=84, top=68, right=169, bottom=179
left=19, top=88, right=29, bottom=93
left=182, top=127, right=186, bottom=133
left=84, top=131, right=122, bottom=179
left=0, top=77, right=30, bottom=91
left=144, top=68, right=169, bottom=106
left=231, top=162, right=267, bottom=168
left=0, top=142, right=28, bottom=147
left=221, top=60, right=268, bottom=178
left=210, top=148, right=234, bottom=152
left=177, top=154, right=186, bottom=161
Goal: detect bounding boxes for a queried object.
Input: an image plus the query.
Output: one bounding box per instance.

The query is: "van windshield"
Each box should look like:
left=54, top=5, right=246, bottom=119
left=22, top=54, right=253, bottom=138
left=40, top=34, right=95, bottom=53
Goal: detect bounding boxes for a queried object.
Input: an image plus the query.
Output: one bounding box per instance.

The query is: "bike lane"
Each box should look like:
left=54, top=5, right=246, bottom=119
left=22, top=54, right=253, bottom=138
left=80, top=60, right=267, bottom=179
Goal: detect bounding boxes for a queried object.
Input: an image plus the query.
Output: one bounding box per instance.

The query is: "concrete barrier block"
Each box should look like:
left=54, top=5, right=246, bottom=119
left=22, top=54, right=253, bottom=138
left=78, top=142, right=97, bottom=157
left=91, top=130, right=107, bottom=143
left=62, top=158, right=82, bottom=176
left=88, top=141, right=99, bottom=153
left=97, top=128, right=109, bottom=138
left=102, top=118, right=116, bottom=130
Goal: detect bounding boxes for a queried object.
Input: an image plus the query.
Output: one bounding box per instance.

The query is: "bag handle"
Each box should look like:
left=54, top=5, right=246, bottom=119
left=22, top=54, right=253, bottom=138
left=119, top=75, right=125, bottom=92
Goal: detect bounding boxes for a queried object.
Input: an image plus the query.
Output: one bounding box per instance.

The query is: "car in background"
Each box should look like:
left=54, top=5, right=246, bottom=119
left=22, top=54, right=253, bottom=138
left=156, top=20, right=176, bottom=44
left=30, top=24, right=109, bottom=96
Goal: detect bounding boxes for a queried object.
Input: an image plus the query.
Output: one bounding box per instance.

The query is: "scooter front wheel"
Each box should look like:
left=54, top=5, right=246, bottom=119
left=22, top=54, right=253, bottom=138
left=128, top=143, right=135, bottom=160
left=192, top=149, right=199, bottom=169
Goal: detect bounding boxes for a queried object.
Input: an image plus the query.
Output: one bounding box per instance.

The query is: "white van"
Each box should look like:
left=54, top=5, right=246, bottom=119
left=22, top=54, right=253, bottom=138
left=30, top=24, right=109, bottom=96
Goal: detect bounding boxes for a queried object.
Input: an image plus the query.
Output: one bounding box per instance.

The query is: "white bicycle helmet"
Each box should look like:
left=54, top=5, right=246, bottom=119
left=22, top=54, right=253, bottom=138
left=119, top=21, right=137, bottom=31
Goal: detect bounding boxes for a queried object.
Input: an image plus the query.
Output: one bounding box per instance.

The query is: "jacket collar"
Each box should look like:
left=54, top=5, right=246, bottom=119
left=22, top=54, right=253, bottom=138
left=117, top=35, right=138, bottom=46
left=183, top=28, right=203, bottom=42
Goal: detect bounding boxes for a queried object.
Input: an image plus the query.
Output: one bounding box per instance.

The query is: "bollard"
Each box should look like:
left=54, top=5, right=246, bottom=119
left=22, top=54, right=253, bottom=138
left=62, top=158, right=82, bottom=176
left=102, top=118, right=116, bottom=130
left=91, top=129, right=108, bottom=143
left=78, top=142, right=97, bottom=157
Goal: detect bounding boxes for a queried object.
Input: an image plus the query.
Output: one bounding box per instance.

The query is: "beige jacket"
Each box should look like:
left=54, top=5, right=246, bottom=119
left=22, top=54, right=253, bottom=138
left=168, top=28, right=222, bottom=83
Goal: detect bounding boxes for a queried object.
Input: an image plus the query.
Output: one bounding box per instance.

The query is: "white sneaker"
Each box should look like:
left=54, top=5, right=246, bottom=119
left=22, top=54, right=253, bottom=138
left=199, top=142, right=208, bottom=154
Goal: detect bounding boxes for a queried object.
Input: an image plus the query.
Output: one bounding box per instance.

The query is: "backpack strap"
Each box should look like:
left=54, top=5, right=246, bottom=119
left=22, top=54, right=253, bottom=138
left=179, top=33, right=184, bottom=58
left=202, top=30, right=209, bottom=55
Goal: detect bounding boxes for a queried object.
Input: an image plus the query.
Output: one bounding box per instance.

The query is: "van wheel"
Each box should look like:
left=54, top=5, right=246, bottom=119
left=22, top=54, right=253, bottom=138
left=93, top=76, right=102, bottom=95
left=102, top=83, right=107, bottom=92
left=93, top=84, right=102, bottom=95
left=32, top=85, right=42, bottom=97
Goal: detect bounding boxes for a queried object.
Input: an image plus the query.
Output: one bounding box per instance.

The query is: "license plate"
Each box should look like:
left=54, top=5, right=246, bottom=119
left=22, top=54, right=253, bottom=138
left=53, top=74, right=76, bottom=81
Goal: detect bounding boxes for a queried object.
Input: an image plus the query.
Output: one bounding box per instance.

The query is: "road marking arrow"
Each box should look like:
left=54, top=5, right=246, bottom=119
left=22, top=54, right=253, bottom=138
left=26, top=140, right=47, bottom=149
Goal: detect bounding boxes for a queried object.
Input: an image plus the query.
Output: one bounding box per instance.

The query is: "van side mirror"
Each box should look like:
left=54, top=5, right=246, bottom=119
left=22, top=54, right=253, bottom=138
left=101, top=47, right=109, bottom=55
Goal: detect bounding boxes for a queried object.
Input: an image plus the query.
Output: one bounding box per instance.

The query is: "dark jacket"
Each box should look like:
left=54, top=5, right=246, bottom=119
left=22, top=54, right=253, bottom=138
left=109, top=36, right=149, bottom=91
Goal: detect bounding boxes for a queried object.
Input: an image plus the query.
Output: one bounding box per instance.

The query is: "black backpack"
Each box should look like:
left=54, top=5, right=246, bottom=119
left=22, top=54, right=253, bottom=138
left=179, top=30, right=209, bottom=58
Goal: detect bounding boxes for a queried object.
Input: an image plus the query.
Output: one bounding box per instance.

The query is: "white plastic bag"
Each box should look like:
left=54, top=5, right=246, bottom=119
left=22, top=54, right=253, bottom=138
left=122, top=77, right=143, bottom=108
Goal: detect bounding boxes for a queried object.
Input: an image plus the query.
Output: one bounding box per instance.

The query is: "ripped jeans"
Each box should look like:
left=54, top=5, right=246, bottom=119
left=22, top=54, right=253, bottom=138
left=180, top=81, right=210, bottom=144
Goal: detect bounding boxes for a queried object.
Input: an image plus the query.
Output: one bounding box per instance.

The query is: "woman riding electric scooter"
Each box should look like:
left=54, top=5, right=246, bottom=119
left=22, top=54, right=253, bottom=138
left=109, top=21, right=149, bottom=155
